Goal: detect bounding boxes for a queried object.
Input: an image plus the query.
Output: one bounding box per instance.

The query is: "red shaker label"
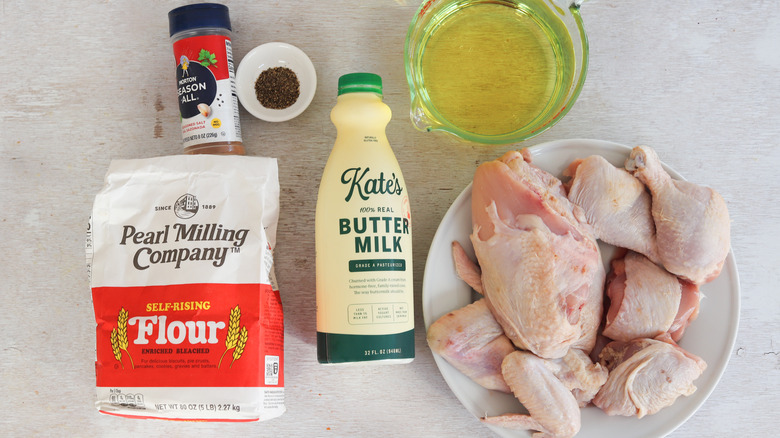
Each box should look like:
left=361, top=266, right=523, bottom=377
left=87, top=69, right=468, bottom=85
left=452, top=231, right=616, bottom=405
left=172, top=34, right=241, bottom=148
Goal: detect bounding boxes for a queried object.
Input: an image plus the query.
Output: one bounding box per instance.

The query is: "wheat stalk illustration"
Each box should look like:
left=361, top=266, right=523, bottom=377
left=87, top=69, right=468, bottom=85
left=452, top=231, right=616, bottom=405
left=110, top=307, right=134, bottom=369
left=219, top=305, right=241, bottom=368
left=230, top=326, right=248, bottom=368
left=118, top=308, right=134, bottom=369
left=110, top=328, right=123, bottom=369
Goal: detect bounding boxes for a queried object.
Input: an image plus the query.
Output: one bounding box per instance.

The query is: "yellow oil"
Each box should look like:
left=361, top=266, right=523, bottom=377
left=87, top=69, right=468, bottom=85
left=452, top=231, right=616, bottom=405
left=420, top=2, right=572, bottom=136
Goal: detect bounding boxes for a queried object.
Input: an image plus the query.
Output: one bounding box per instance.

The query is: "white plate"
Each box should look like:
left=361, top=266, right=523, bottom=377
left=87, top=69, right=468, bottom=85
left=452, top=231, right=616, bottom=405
left=236, top=42, right=317, bottom=122
left=422, top=139, right=740, bottom=438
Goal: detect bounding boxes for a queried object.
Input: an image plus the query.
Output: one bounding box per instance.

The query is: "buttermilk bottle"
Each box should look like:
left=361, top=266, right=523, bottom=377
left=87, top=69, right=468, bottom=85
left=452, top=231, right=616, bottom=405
left=315, top=73, right=414, bottom=364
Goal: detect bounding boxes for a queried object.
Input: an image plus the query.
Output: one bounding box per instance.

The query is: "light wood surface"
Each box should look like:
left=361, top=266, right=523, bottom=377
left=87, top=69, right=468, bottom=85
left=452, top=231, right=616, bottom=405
left=1, top=1, right=777, bottom=436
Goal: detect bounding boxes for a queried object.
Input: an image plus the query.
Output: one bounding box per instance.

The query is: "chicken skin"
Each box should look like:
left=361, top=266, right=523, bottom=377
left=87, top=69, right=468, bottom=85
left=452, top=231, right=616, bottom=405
left=625, top=145, right=730, bottom=284
left=427, top=299, right=514, bottom=393
left=481, top=349, right=607, bottom=438
left=594, top=334, right=706, bottom=418
left=603, top=251, right=701, bottom=342
left=470, top=151, right=604, bottom=359
left=482, top=351, right=583, bottom=438
left=566, top=155, right=659, bottom=263
left=451, top=240, right=483, bottom=295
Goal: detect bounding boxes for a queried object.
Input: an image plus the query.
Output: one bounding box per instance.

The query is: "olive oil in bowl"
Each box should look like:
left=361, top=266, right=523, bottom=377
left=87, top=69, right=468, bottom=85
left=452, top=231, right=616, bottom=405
left=406, top=0, right=587, bottom=143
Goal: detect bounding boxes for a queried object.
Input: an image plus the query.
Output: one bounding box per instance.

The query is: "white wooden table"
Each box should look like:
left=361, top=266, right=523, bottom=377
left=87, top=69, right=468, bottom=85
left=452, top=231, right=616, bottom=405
left=1, top=1, right=777, bottom=436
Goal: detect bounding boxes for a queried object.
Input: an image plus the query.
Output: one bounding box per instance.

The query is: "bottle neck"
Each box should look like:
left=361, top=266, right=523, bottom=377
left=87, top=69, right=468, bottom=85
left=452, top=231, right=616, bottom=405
left=332, top=91, right=391, bottom=134
left=337, top=91, right=383, bottom=102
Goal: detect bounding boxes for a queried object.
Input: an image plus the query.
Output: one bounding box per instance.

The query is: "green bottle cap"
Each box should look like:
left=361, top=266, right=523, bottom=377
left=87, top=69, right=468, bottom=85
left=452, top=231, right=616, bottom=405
left=337, top=72, right=383, bottom=96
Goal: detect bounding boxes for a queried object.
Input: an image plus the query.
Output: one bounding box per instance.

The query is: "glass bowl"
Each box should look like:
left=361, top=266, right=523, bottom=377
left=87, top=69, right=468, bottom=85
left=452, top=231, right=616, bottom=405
left=404, top=0, right=588, bottom=144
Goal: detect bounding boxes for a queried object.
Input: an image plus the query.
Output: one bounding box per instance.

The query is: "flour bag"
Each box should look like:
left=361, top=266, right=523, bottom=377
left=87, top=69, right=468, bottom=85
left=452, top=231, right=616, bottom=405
left=86, top=155, right=284, bottom=421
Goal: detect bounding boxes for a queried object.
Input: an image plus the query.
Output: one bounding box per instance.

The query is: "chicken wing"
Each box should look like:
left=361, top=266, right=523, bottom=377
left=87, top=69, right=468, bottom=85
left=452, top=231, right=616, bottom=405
left=482, top=351, right=582, bottom=438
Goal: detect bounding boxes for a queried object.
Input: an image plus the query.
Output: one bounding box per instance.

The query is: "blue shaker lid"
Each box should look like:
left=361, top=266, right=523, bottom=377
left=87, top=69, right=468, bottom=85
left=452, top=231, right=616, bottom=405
left=168, top=3, right=232, bottom=36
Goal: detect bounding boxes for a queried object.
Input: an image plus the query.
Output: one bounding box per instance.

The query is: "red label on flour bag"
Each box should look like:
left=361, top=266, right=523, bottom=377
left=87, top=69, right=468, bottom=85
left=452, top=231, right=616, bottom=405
left=87, top=155, right=284, bottom=421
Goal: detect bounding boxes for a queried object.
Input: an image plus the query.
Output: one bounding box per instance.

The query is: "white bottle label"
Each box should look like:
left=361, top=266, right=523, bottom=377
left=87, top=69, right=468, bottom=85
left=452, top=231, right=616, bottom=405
left=316, top=147, right=414, bottom=337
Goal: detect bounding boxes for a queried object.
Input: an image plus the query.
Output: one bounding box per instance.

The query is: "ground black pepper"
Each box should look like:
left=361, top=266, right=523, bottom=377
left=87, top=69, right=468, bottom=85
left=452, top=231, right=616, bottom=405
left=254, top=67, right=300, bottom=110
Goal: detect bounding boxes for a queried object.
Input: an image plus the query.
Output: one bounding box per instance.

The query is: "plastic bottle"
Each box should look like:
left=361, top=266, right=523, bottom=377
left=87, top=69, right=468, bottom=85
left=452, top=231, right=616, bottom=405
left=168, top=3, right=244, bottom=155
left=315, top=73, right=414, bottom=365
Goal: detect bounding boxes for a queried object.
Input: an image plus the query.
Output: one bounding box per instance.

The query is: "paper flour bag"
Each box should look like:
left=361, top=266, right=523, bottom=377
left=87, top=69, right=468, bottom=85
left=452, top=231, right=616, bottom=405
left=86, top=155, right=284, bottom=421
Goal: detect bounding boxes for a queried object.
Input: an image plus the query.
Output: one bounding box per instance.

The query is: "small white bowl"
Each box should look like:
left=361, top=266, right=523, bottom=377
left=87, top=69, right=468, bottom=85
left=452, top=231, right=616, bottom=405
left=236, top=42, right=316, bottom=122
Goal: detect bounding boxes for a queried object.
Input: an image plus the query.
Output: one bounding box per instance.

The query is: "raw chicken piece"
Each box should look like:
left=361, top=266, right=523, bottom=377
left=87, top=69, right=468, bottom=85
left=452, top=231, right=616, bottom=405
left=593, top=334, right=707, bottom=418
left=668, top=280, right=701, bottom=342
left=556, top=348, right=609, bottom=407
left=482, top=351, right=581, bottom=438
left=572, top=259, right=605, bottom=356
left=603, top=251, right=700, bottom=342
left=625, top=145, right=731, bottom=284
left=470, top=151, right=604, bottom=359
left=453, top=237, right=606, bottom=352
left=427, top=299, right=514, bottom=393
left=451, top=241, right=483, bottom=294
left=566, top=155, right=659, bottom=263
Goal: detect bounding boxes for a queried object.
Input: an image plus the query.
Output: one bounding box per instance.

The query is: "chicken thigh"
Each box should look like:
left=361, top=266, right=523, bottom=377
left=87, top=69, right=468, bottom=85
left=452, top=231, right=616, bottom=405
left=593, top=334, right=706, bottom=418
left=625, top=145, right=730, bottom=284
left=470, top=151, right=604, bottom=359
left=566, top=155, right=659, bottom=263
left=427, top=299, right=514, bottom=393
left=603, top=251, right=701, bottom=342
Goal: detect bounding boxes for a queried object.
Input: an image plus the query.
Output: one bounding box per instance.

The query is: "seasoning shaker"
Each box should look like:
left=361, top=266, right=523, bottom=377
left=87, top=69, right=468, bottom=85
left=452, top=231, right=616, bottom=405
left=169, top=3, right=244, bottom=155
